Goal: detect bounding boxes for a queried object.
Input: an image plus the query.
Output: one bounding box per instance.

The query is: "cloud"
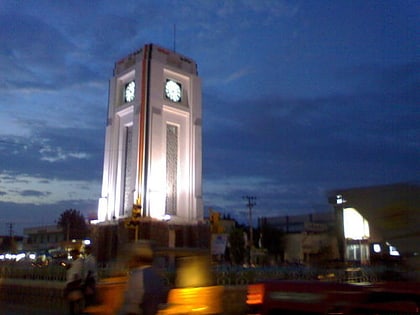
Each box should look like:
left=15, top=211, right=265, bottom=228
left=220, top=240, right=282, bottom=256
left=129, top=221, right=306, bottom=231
left=203, top=61, right=419, bottom=215
left=336, top=61, right=420, bottom=99
left=0, top=123, right=104, bottom=182
left=0, top=1, right=417, bottom=231
left=0, top=13, right=75, bottom=91
left=40, top=146, right=91, bottom=163
left=0, top=11, right=108, bottom=96
left=19, top=190, right=51, bottom=198
left=0, top=173, right=100, bottom=206
left=223, top=68, right=252, bottom=84
left=203, top=175, right=331, bottom=225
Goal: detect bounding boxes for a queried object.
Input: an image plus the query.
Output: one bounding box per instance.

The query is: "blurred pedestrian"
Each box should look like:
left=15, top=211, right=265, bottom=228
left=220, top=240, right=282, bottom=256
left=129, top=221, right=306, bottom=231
left=64, top=248, right=84, bottom=315
left=83, top=244, right=98, bottom=307
left=119, top=242, right=168, bottom=315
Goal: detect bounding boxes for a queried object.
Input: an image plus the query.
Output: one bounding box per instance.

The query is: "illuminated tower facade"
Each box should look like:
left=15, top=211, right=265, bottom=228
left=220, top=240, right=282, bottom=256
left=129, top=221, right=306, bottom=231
left=97, top=44, right=203, bottom=224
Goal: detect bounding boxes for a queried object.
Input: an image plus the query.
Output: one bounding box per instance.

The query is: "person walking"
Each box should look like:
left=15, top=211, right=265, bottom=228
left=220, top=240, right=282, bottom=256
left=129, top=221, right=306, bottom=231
left=119, top=242, right=168, bottom=315
left=65, top=248, right=85, bottom=315
left=83, top=244, right=98, bottom=307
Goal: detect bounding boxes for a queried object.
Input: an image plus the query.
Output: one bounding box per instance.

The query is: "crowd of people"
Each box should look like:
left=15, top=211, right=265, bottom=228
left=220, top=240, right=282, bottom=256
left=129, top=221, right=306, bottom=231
left=64, top=242, right=168, bottom=315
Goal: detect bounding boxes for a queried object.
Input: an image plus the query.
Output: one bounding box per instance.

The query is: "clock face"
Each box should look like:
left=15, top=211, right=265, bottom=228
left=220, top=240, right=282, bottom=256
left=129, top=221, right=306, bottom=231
left=165, top=79, right=182, bottom=102
left=124, top=81, right=135, bottom=103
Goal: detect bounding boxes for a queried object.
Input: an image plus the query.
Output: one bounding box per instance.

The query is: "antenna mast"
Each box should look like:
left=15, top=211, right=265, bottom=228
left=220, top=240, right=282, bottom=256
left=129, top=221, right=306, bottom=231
left=173, top=24, right=176, bottom=52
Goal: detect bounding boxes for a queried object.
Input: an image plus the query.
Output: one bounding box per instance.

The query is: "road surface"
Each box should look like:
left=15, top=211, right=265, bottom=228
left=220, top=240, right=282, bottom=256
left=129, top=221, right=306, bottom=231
left=0, top=302, right=66, bottom=315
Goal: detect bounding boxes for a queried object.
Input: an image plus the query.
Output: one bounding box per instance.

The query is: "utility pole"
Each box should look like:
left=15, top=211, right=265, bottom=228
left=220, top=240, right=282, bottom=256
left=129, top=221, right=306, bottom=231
left=6, top=223, right=15, bottom=253
left=243, top=196, right=256, bottom=264
left=7, top=222, right=14, bottom=237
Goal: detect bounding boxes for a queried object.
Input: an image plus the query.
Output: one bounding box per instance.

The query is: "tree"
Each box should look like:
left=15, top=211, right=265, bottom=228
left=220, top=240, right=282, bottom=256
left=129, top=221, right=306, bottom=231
left=259, top=223, right=285, bottom=263
left=57, top=209, right=88, bottom=241
left=228, top=227, right=246, bottom=265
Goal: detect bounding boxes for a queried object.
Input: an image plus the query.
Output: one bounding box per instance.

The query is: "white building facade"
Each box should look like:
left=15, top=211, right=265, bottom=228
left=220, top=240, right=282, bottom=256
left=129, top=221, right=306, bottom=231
left=97, top=44, right=203, bottom=224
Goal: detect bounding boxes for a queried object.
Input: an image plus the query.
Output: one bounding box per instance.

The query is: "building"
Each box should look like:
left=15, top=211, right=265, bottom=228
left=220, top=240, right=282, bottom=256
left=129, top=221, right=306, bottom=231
left=329, top=182, right=420, bottom=269
left=97, top=43, right=203, bottom=224
left=23, top=225, right=64, bottom=252
left=92, top=44, right=206, bottom=260
left=257, top=183, right=419, bottom=268
left=259, top=212, right=340, bottom=264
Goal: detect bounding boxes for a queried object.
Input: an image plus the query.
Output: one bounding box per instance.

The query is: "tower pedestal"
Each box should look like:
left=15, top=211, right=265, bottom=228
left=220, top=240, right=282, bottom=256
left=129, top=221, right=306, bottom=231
left=91, top=219, right=210, bottom=264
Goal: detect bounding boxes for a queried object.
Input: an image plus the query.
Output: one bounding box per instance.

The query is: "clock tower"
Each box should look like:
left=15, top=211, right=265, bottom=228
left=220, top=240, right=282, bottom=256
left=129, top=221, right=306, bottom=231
left=97, top=44, right=203, bottom=225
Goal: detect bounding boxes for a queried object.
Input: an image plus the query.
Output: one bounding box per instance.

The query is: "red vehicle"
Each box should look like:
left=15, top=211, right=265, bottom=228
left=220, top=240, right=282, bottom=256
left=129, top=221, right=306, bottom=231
left=246, top=280, right=419, bottom=314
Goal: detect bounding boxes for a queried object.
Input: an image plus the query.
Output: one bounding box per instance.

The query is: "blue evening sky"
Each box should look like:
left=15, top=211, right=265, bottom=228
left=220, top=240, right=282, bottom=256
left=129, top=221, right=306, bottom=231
left=0, top=0, right=418, bottom=235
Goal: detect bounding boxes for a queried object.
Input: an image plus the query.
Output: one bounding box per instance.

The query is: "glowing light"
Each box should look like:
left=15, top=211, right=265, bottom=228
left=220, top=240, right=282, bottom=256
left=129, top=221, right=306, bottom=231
left=246, top=284, right=265, bottom=305
left=336, top=194, right=346, bottom=204
left=373, top=244, right=381, bottom=253
left=389, top=246, right=400, bottom=256
left=165, top=286, right=224, bottom=314
left=16, top=253, right=25, bottom=261
left=343, top=207, right=370, bottom=240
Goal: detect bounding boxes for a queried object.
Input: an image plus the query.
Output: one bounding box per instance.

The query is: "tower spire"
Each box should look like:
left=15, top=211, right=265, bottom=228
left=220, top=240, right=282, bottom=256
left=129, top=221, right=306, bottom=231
left=173, top=24, right=176, bottom=52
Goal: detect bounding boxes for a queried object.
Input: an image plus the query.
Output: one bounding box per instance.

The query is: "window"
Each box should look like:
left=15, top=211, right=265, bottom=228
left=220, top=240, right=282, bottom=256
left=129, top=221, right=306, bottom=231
left=166, top=124, right=178, bottom=215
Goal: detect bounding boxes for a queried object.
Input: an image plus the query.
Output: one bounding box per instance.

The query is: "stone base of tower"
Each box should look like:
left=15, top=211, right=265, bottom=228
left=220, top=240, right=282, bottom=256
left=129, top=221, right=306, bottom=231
left=90, top=219, right=210, bottom=264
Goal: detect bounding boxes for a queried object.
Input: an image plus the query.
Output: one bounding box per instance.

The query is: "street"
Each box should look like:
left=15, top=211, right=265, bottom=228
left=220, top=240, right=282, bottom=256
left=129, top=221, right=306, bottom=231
left=0, top=302, right=66, bottom=315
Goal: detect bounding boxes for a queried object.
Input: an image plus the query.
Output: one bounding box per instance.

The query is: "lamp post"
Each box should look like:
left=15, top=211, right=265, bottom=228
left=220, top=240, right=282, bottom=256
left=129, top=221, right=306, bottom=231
left=330, top=194, right=346, bottom=262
